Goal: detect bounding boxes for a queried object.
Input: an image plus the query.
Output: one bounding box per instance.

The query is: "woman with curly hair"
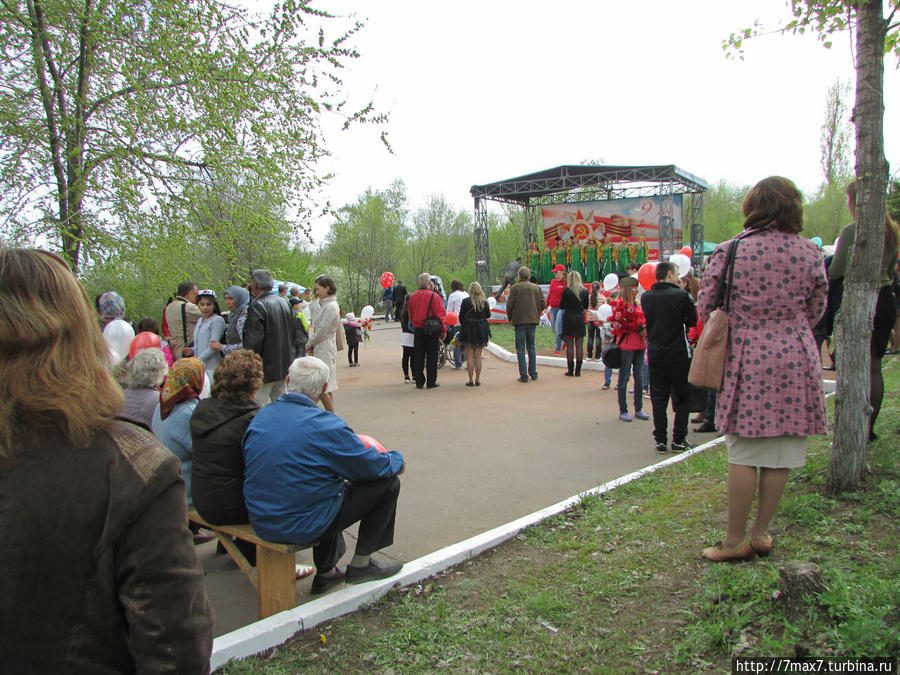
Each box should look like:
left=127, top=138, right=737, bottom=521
left=190, top=350, right=314, bottom=578
left=0, top=247, right=212, bottom=673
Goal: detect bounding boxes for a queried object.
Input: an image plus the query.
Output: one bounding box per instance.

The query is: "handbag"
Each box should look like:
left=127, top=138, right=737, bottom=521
left=423, top=291, right=443, bottom=337
left=688, top=239, right=740, bottom=390
left=601, top=336, right=623, bottom=369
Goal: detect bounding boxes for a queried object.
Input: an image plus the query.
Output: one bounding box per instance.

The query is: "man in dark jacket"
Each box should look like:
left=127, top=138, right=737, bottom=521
left=392, top=280, right=407, bottom=321
left=243, top=268, right=296, bottom=405
left=641, top=261, right=697, bottom=454
left=505, top=266, right=546, bottom=382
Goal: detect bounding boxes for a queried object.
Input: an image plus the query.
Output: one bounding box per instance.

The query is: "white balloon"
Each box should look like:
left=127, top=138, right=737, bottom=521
left=487, top=296, right=497, bottom=310
left=603, top=273, right=619, bottom=291
left=102, top=319, right=135, bottom=362
left=108, top=346, right=125, bottom=368
left=360, top=305, right=375, bottom=320
left=669, top=253, right=691, bottom=277
left=597, top=304, right=613, bottom=321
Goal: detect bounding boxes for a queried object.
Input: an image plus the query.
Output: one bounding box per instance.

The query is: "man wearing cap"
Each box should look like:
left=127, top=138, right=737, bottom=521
left=164, top=282, right=201, bottom=359
left=505, top=266, right=545, bottom=382
left=243, top=269, right=296, bottom=405
left=289, top=297, right=310, bottom=358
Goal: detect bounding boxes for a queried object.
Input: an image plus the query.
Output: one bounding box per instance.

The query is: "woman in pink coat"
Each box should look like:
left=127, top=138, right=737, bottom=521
left=698, top=176, right=828, bottom=562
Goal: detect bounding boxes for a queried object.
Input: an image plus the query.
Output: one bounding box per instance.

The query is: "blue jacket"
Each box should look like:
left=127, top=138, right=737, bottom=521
left=242, top=393, right=404, bottom=543
left=151, top=399, right=198, bottom=506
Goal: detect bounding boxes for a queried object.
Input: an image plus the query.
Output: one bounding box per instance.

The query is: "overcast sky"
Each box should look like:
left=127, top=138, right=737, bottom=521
left=274, top=1, right=900, bottom=243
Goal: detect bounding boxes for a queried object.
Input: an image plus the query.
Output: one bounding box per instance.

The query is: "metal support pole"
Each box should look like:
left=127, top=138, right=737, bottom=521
left=473, top=198, right=490, bottom=286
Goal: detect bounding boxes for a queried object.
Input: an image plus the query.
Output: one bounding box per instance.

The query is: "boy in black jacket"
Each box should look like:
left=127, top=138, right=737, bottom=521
left=640, top=261, right=697, bottom=454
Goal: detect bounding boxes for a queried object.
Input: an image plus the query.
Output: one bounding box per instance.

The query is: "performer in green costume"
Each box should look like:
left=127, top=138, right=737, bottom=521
left=585, top=241, right=598, bottom=283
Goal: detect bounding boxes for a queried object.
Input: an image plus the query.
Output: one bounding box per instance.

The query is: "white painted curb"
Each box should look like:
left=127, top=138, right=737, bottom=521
left=485, top=341, right=610, bottom=371
left=210, top=435, right=726, bottom=670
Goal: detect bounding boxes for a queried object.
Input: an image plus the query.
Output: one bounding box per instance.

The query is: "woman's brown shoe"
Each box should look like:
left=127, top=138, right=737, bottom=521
left=749, top=534, right=774, bottom=555
left=702, top=540, right=754, bottom=562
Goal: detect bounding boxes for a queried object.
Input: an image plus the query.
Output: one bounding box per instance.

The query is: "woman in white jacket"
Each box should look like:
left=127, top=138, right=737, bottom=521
left=306, top=274, right=341, bottom=411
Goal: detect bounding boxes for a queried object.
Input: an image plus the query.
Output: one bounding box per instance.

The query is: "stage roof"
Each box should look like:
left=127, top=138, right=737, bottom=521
left=470, top=164, right=708, bottom=206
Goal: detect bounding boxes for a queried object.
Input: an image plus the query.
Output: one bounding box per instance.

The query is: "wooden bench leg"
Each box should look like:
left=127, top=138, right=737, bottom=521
left=256, top=546, right=297, bottom=618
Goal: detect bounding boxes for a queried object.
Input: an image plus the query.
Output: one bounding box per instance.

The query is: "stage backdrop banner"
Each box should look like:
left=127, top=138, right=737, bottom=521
left=541, top=196, right=682, bottom=261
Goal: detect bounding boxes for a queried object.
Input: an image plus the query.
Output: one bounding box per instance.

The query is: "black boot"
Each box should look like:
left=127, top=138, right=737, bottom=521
left=575, top=359, right=582, bottom=376
left=565, top=359, right=574, bottom=376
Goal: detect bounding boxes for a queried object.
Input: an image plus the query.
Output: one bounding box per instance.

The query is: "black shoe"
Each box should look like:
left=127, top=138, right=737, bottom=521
left=695, top=422, right=717, bottom=433
left=346, top=558, right=404, bottom=584
left=671, top=440, right=694, bottom=453
left=655, top=442, right=668, bottom=454
left=415, top=385, right=424, bottom=389
left=518, top=376, right=529, bottom=383
left=426, top=383, right=440, bottom=389
left=310, top=566, right=346, bottom=595
left=531, top=374, right=538, bottom=381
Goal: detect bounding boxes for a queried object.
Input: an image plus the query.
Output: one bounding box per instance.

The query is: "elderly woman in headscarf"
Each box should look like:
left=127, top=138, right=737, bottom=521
left=151, top=357, right=206, bottom=509
left=122, top=347, right=169, bottom=430
left=97, top=291, right=125, bottom=330
left=209, top=285, right=250, bottom=357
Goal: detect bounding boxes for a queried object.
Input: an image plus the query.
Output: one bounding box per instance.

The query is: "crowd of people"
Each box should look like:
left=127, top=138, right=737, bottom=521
left=2, top=175, right=898, bottom=670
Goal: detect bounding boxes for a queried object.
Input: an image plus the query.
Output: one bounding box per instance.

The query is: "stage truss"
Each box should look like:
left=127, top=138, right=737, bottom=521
left=470, top=165, right=708, bottom=284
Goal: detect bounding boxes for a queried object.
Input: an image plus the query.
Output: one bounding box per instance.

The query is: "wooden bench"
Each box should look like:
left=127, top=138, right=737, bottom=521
left=188, top=509, right=317, bottom=619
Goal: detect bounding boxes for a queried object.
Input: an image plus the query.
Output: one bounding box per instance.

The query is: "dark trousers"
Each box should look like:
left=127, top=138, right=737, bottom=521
left=586, top=323, right=601, bottom=359
left=648, top=356, right=691, bottom=444
left=347, top=343, right=358, bottom=364
left=313, top=476, right=401, bottom=572
left=401, top=345, right=414, bottom=378
left=413, top=328, right=439, bottom=387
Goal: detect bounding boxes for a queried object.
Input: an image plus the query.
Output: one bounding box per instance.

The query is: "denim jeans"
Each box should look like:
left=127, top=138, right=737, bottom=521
left=514, top=324, right=538, bottom=379
left=453, top=343, right=463, bottom=368
left=617, top=348, right=645, bottom=414
left=550, top=307, right=563, bottom=351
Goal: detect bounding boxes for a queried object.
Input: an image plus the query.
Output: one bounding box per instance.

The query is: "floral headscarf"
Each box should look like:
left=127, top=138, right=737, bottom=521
left=98, top=291, right=125, bottom=321
left=158, top=357, right=204, bottom=420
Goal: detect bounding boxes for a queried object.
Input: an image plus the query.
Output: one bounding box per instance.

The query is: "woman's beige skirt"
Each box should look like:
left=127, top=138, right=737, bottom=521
left=725, top=435, right=807, bottom=469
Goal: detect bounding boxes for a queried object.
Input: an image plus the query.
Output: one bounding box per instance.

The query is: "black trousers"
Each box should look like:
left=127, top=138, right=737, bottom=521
left=648, top=356, right=691, bottom=444
left=401, top=345, right=414, bottom=378
left=413, top=328, right=439, bottom=387
left=347, top=342, right=359, bottom=364
left=313, top=476, right=401, bottom=572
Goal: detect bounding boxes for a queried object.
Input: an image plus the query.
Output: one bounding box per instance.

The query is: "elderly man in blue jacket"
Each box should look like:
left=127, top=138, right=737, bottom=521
left=242, top=356, right=406, bottom=594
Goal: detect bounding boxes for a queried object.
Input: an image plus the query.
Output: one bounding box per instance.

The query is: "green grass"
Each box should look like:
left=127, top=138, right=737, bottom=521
left=489, top=323, right=560, bottom=352
left=223, top=360, right=900, bottom=673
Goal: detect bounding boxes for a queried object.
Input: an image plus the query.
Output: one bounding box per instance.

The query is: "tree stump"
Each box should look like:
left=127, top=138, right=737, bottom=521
left=778, top=561, right=825, bottom=619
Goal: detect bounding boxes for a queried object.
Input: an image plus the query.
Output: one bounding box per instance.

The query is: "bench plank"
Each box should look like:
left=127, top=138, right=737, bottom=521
left=187, top=509, right=318, bottom=619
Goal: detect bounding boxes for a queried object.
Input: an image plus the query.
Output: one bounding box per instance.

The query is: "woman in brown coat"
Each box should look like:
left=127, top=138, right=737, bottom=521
left=0, top=247, right=213, bottom=672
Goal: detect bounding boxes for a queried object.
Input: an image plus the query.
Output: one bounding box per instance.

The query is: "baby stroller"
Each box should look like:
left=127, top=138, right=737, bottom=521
left=437, top=324, right=464, bottom=369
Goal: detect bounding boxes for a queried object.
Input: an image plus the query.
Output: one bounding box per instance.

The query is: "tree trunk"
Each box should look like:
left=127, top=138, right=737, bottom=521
left=778, top=561, right=825, bottom=620
left=829, top=0, right=889, bottom=493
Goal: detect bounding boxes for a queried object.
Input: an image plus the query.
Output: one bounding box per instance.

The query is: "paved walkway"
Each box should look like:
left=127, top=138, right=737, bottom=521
left=201, top=321, right=712, bottom=636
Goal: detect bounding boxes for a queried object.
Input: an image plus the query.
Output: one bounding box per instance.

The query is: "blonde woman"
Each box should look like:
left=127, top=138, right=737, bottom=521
left=306, top=274, right=341, bottom=412
left=458, top=281, right=492, bottom=386
left=559, top=270, right=589, bottom=376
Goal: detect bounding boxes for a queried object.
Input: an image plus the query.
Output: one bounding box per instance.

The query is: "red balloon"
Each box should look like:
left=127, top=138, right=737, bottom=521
left=637, top=263, right=657, bottom=291
left=445, top=311, right=459, bottom=326
left=380, top=271, right=394, bottom=289
left=357, top=433, right=388, bottom=453
left=129, top=331, right=162, bottom=358
left=680, top=246, right=693, bottom=257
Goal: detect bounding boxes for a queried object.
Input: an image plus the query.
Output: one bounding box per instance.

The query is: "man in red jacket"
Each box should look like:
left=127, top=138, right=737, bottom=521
left=407, top=272, right=447, bottom=389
